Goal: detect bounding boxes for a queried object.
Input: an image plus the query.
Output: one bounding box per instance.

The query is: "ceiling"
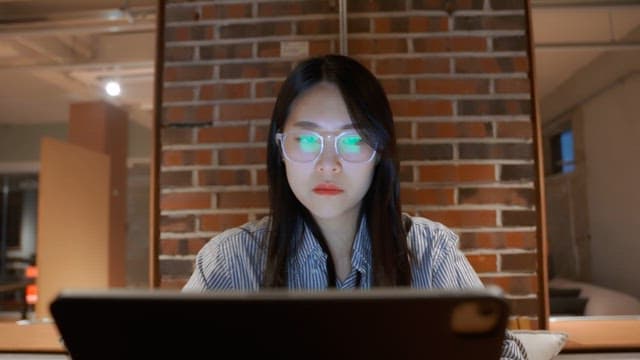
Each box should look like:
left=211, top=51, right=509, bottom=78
left=0, top=0, right=638, bottom=128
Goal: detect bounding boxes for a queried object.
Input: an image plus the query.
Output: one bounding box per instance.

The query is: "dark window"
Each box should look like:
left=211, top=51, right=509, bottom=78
left=0, top=190, right=23, bottom=248
left=550, top=129, right=575, bottom=174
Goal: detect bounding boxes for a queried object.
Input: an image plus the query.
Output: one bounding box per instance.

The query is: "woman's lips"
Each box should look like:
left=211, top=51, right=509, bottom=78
left=313, top=183, right=344, bottom=195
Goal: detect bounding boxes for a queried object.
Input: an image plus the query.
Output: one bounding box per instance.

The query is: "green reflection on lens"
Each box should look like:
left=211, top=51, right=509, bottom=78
left=298, top=134, right=321, bottom=153
left=339, top=135, right=362, bottom=154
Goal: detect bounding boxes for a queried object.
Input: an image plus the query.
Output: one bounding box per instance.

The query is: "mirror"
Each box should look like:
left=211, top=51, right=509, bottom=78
left=531, top=0, right=640, bottom=349
left=0, top=1, right=156, bottom=322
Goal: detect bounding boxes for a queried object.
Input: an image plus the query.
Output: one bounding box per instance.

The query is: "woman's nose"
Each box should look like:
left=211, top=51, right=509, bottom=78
left=315, top=140, right=342, bottom=173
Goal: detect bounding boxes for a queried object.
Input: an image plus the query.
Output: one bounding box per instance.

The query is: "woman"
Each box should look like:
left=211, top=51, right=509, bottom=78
left=183, top=54, right=527, bottom=359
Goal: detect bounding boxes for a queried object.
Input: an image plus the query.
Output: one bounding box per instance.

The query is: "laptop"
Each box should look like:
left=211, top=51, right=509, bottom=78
left=49, top=287, right=509, bottom=360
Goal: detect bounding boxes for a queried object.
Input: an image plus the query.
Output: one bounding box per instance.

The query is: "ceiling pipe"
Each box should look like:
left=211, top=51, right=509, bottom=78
left=0, top=60, right=154, bottom=73
left=0, top=6, right=155, bottom=38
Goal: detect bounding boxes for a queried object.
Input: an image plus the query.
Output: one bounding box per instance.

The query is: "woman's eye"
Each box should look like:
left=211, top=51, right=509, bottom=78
left=340, top=135, right=362, bottom=153
left=296, top=134, right=321, bottom=152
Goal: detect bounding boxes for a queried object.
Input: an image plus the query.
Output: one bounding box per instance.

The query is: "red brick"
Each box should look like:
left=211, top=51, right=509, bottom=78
left=349, top=0, right=407, bottom=12
left=399, top=165, right=414, bottom=182
left=309, top=40, right=333, bottom=56
left=218, top=191, right=269, bottom=208
left=256, top=168, right=268, bottom=185
left=197, top=126, right=249, bottom=143
left=200, top=213, right=249, bottom=231
left=417, top=122, right=491, bottom=138
left=467, top=254, right=498, bottom=273
left=165, top=6, right=198, bottom=22
left=390, top=99, right=453, bottom=117
left=459, top=187, right=534, bottom=207
left=160, top=215, right=195, bottom=233
left=416, top=79, right=489, bottom=94
left=400, top=187, right=455, bottom=205
left=501, top=253, right=537, bottom=272
left=495, top=78, right=530, bottom=93
left=394, top=121, right=412, bottom=139
left=160, top=192, right=211, bottom=210
left=256, top=80, right=283, bottom=98
left=455, top=15, right=525, bottom=31
left=165, top=46, right=194, bottom=62
left=219, top=148, right=267, bottom=165
left=259, top=1, right=334, bottom=16
left=399, top=144, right=453, bottom=161
left=258, top=42, right=280, bottom=58
left=374, top=16, right=447, bottom=33
left=200, top=83, right=250, bottom=100
left=254, top=125, right=270, bottom=142
left=296, top=19, right=339, bottom=35
left=376, top=58, right=449, bottom=75
left=163, top=86, right=195, bottom=102
left=413, top=37, right=487, bottom=52
left=455, top=57, right=528, bottom=74
left=380, top=78, right=410, bottom=94
left=409, top=16, right=449, bottom=32
left=162, top=128, right=193, bottom=145
left=502, top=210, right=537, bottom=226
left=418, top=164, right=495, bottom=183
left=496, top=121, right=532, bottom=138
left=220, top=62, right=292, bottom=79
left=348, top=38, right=408, bottom=54
left=201, top=3, right=252, bottom=19
left=459, top=231, right=537, bottom=250
left=412, top=0, right=484, bottom=11
left=219, top=102, right=274, bottom=121
left=220, top=22, right=291, bottom=38
left=199, top=43, right=252, bottom=60
left=162, top=149, right=212, bottom=166
left=160, top=238, right=209, bottom=256
left=459, top=143, right=532, bottom=160
left=198, top=169, right=251, bottom=186
left=160, top=171, right=192, bottom=187
left=164, top=65, right=213, bottom=82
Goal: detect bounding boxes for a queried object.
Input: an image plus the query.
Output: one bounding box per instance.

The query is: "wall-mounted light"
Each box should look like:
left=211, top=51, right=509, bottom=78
left=105, top=80, right=121, bottom=97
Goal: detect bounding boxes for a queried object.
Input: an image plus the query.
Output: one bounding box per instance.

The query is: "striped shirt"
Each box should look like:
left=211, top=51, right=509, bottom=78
left=183, top=214, right=528, bottom=359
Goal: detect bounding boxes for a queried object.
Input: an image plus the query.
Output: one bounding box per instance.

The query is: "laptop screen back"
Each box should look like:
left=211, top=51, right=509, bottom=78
left=49, top=287, right=509, bottom=360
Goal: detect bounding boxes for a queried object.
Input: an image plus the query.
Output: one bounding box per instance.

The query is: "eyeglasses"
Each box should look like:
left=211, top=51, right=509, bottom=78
left=275, top=130, right=377, bottom=163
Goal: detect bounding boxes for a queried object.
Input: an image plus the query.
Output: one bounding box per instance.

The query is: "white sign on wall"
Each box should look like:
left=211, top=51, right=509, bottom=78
left=280, top=41, right=309, bottom=58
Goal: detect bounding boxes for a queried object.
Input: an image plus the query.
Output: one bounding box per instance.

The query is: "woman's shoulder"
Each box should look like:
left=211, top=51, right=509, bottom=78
left=200, top=216, right=270, bottom=253
left=402, top=213, right=459, bottom=248
left=403, top=213, right=455, bottom=235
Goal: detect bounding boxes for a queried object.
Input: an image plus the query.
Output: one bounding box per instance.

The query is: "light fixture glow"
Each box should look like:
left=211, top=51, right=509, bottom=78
left=105, top=81, right=121, bottom=97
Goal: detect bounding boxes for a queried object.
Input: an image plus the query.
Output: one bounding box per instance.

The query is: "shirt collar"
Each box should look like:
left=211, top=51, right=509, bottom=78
left=290, top=215, right=371, bottom=272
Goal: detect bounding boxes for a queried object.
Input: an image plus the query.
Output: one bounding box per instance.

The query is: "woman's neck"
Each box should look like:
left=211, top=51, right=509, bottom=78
left=314, top=211, right=360, bottom=281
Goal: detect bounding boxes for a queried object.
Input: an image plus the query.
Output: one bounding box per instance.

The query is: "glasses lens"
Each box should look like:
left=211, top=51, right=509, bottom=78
left=337, top=132, right=374, bottom=162
left=283, top=132, right=322, bottom=162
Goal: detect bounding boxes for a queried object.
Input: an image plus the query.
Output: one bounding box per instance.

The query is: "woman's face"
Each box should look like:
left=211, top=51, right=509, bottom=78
left=281, top=82, right=376, bottom=223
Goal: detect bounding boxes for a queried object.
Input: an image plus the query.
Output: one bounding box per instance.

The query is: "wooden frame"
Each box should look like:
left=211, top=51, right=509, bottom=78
left=149, top=0, right=164, bottom=288
left=525, top=0, right=640, bottom=351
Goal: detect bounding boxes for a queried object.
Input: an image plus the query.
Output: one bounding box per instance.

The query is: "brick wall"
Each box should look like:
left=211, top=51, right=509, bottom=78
left=158, top=0, right=539, bottom=323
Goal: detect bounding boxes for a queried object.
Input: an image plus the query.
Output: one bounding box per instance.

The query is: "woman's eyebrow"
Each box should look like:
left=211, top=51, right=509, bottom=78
left=291, top=121, right=354, bottom=130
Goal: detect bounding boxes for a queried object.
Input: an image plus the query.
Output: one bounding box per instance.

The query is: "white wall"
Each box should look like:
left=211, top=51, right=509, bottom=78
left=582, top=73, right=640, bottom=299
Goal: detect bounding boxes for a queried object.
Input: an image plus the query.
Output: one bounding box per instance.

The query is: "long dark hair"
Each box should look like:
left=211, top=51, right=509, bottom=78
left=264, top=54, right=410, bottom=287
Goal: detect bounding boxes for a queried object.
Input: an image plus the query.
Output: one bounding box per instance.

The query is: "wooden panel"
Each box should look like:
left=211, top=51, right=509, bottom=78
left=550, top=318, right=640, bottom=351
left=0, top=322, right=65, bottom=352
left=35, top=137, right=110, bottom=319
left=68, top=101, right=128, bottom=287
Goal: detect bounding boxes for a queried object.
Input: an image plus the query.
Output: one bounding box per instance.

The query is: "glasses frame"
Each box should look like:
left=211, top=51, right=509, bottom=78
left=275, top=130, right=377, bottom=164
